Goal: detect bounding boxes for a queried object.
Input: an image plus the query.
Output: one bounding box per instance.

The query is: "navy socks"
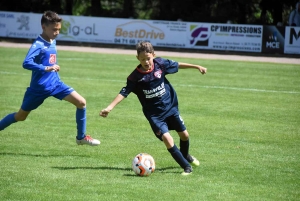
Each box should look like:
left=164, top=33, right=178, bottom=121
left=180, top=139, right=190, bottom=159
left=168, top=144, right=190, bottom=169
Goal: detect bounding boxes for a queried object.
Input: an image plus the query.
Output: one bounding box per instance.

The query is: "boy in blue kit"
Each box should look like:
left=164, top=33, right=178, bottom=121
left=0, top=11, right=100, bottom=146
left=100, top=41, right=207, bottom=175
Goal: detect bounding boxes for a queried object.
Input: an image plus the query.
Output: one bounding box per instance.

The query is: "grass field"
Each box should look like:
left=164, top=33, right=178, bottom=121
left=0, top=46, right=299, bottom=201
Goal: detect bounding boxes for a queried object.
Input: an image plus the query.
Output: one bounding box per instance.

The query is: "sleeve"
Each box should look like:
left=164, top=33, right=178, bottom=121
left=22, top=42, right=45, bottom=71
left=163, top=58, right=179, bottom=75
left=119, top=79, right=136, bottom=97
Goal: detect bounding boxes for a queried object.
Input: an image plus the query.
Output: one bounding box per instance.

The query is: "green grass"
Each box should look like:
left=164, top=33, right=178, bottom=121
left=0, top=46, right=299, bottom=201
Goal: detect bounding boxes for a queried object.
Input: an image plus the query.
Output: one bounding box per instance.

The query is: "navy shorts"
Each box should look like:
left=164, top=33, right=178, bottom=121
left=148, top=112, right=186, bottom=141
left=21, top=82, right=74, bottom=111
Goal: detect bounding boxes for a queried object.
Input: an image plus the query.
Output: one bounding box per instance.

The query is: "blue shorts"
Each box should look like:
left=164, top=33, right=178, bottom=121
left=21, top=82, right=74, bottom=111
left=149, top=112, right=186, bottom=141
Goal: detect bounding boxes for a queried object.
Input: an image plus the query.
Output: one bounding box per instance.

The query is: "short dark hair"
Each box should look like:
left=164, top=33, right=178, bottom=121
left=41, top=11, right=62, bottom=25
left=136, top=41, right=154, bottom=56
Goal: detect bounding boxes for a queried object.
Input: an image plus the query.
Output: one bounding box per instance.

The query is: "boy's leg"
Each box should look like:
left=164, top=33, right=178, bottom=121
left=180, top=138, right=190, bottom=158
left=76, top=107, right=86, bottom=140
left=62, top=91, right=87, bottom=139
left=167, top=114, right=193, bottom=162
left=0, top=113, right=17, bottom=131
left=0, top=109, right=31, bottom=131
left=167, top=144, right=191, bottom=169
left=61, top=90, right=100, bottom=146
left=150, top=118, right=192, bottom=174
left=178, top=130, right=190, bottom=158
left=162, top=133, right=192, bottom=174
left=178, top=130, right=200, bottom=167
left=0, top=89, right=35, bottom=131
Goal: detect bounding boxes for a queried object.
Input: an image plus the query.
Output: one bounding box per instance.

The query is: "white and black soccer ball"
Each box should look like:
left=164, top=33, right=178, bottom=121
left=132, top=153, right=155, bottom=176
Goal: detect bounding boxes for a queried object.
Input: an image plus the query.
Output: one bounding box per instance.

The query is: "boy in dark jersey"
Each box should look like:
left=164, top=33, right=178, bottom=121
left=0, top=11, right=100, bottom=146
left=100, top=41, right=207, bottom=175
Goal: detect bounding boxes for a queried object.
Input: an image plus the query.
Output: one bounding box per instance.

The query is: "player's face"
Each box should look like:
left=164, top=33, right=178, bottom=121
left=136, top=51, right=155, bottom=72
left=41, top=22, right=61, bottom=42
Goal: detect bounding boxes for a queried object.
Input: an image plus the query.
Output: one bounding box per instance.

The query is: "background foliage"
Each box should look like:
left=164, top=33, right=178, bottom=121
left=0, top=0, right=299, bottom=25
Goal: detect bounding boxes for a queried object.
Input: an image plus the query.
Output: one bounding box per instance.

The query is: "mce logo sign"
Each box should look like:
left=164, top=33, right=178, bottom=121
left=266, top=31, right=279, bottom=49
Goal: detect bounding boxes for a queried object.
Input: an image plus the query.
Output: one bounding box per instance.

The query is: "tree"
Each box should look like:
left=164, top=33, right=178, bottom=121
left=122, top=0, right=135, bottom=18
left=91, top=0, right=102, bottom=16
left=65, top=0, right=74, bottom=15
left=0, top=0, right=297, bottom=25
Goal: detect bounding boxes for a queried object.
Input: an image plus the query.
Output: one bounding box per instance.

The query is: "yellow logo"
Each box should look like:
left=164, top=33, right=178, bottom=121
left=115, top=21, right=165, bottom=40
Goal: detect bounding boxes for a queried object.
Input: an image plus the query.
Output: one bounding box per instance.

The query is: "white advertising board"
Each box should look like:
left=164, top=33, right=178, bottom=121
left=0, top=11, right=40, bottom=38
left=0, top=11, right=264, bottom=53
left=57, top=16, right=188, bottom=48
left=284, top=27, right=300, bottom=54
left=185, top=23, right=262, bottom=52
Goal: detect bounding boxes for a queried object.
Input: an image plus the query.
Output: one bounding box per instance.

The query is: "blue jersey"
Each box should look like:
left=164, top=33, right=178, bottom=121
left=120, top=57, right=179, bottom=119
left=23, top=35, right=61, bottom=92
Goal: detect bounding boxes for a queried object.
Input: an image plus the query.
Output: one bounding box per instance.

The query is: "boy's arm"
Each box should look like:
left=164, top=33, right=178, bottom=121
left=23, top=45, right=45, bottom=71
left=23, top=43, right=60, bottom=72
left=99, top=94, right=125, bottom=117
left=178, top=62, right=207, bottom=74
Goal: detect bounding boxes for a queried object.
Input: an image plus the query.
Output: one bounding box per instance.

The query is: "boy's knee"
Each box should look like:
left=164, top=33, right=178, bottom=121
left=15, top=114, right=27, bottom=121
left=77, top=97, right=86, bottom=108
left=178, top=131, right=189, bottom=140
left=14, top=109, right=30, bottom=122
left=162, top=133, right=174, bottom=148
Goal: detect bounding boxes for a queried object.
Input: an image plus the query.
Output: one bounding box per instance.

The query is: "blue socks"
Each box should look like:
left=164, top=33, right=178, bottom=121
left=0, top=113, right=17, bottom=131
left=76, top=108, right=86, bottom=140
left=1, top=109, right=87, bottom=138
left=168, top=144, right=190, bottom=169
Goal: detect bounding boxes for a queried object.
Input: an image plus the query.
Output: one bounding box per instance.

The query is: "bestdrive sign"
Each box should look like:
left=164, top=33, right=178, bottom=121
left=113, top=20, right=187, bottom=48
left=115, top=21, right=165, bottom=39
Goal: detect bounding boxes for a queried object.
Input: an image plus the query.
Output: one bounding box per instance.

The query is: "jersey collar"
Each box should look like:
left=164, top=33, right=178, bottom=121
left=136, top=64, right=154, bottom=74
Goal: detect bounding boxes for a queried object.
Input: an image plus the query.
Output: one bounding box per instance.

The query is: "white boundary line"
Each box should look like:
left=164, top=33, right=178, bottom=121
left=1, top=42, right=300, bottom=64
left=1, top=71, right=299, bottom=94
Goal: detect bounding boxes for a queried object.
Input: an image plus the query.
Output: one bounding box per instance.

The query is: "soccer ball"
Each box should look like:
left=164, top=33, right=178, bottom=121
left=132, top=153, right=155, bottom=176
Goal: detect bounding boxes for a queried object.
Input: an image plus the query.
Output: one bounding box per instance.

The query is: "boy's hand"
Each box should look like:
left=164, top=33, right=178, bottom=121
left=100, top=108, right=110, bottom=117
left=199, top=67, right=207, bottom=74
left=46, top=65, right=60, bottom=72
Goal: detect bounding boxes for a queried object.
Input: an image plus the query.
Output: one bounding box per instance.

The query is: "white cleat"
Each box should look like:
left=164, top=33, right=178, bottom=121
left=76, top=135, right=100, bottom=146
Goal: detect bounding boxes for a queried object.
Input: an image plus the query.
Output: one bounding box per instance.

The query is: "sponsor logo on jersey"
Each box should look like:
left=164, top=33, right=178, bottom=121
left=154, top=70, right=162, bottom=78
left=143, top=82, right=166, bottom=98
left=49, top=54, right=56, bottom=64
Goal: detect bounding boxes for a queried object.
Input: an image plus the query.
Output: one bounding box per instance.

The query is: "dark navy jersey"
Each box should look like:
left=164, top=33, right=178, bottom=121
left=23, top=35, right=61, bottom=92
left=120, top=57, right=179, bottom=119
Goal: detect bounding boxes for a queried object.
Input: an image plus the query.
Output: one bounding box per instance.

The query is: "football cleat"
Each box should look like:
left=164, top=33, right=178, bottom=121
left=181, top=166, right=193, bottom=176
left=76, top=135, right=100, bottom=146
left=187, top=155, right=200, bottom=167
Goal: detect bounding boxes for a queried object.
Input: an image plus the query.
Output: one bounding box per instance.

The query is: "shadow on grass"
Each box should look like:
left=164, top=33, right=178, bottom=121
left=1, top=152, right=180, bottom=174
left=52, top=166, right=132, bottom=171
left=52, top=166, right=179, bottom=175
left=0, top=152, right=87, bottom=158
